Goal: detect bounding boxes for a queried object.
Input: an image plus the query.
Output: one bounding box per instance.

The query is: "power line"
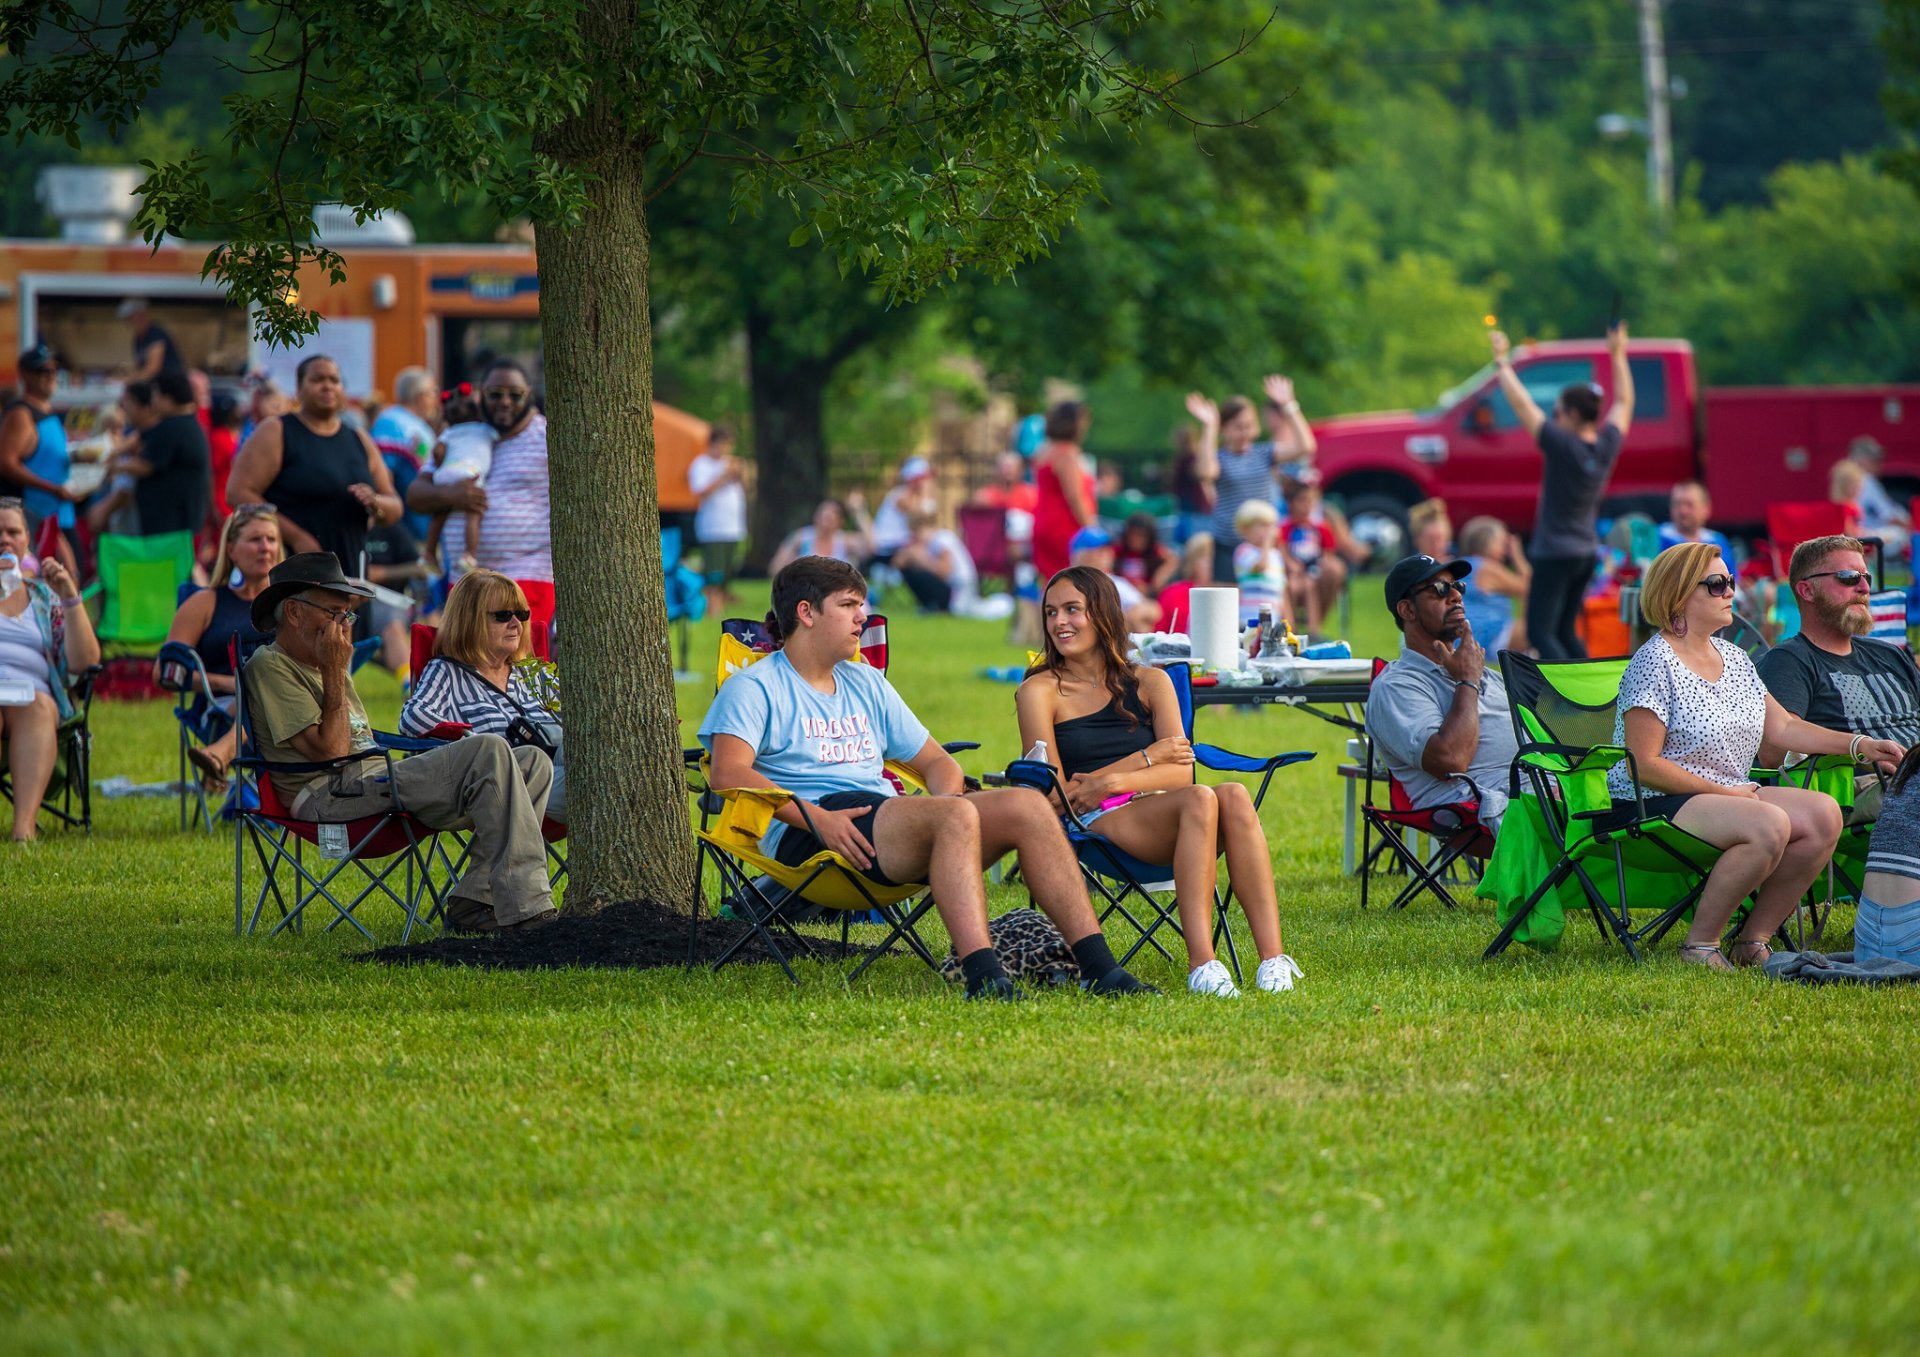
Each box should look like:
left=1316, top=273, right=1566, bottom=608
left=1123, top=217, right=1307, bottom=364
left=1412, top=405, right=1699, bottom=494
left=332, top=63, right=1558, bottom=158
left=1355, top=32, right=1884, bottom=66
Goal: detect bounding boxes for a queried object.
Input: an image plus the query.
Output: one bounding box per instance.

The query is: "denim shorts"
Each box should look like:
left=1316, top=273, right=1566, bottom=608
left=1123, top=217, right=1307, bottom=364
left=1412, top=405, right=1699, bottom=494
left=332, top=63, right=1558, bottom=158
left=1855, top=894, right=1920, bottom=965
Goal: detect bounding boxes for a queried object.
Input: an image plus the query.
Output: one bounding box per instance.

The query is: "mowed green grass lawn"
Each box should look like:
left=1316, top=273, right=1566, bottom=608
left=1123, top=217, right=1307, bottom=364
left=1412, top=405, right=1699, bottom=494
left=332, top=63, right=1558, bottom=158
left=4, top=586, right=1918, bottom=1354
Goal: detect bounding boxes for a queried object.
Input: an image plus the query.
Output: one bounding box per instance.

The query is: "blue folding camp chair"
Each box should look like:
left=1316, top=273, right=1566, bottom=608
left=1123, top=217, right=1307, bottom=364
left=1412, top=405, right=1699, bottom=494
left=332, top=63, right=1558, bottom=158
left=663, top=526, right=708, bottom=676
left=998, top=662, right=1314, bottom=980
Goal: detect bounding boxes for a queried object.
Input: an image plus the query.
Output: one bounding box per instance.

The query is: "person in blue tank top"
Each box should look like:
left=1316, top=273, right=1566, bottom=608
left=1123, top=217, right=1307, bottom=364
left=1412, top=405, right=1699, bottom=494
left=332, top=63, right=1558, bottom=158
left=1455, top=516, right=1532, bottom=655
left=0, top=345, right=81, bottom=538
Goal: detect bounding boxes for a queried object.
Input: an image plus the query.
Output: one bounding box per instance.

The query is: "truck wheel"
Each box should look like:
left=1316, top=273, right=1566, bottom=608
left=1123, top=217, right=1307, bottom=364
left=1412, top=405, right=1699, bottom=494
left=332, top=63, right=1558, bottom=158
left=1341, top=493, right=1414, bottom=568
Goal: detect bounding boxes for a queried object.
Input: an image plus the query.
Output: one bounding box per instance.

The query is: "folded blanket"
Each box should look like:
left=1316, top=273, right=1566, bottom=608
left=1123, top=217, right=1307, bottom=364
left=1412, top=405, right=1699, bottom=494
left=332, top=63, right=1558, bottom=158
left=1762, top=950, right=1920, bottom=985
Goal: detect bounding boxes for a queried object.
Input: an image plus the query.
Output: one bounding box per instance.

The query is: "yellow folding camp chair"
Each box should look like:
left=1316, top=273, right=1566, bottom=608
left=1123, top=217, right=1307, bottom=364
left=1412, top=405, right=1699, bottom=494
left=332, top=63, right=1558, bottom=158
left=684, top=615, right=971, bottom=985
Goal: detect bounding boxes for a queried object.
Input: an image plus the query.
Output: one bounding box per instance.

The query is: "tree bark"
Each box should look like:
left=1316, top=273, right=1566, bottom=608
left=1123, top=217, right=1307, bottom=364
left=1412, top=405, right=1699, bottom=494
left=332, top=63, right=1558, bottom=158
left=745, top=302, right=833, bottom=573
left=533, top=12, right=695, bottom=910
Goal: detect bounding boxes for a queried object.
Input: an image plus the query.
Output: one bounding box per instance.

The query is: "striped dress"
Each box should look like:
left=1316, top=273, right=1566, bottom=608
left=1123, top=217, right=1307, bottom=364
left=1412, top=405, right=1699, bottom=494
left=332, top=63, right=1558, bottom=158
left=1861, top=773, right=1920, bottom=964
left=400, top=657, right=556, bottom=738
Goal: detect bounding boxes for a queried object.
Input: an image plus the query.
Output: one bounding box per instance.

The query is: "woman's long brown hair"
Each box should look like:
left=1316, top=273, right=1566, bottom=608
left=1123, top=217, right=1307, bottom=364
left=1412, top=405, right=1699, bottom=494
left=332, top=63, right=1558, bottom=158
left=1030, top=565, right=1142, bottom=725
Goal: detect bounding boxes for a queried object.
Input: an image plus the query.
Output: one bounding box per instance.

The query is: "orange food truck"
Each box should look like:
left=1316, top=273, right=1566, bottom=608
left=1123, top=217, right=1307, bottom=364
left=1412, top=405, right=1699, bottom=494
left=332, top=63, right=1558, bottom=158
left=2, top=169, right=705, bottom=509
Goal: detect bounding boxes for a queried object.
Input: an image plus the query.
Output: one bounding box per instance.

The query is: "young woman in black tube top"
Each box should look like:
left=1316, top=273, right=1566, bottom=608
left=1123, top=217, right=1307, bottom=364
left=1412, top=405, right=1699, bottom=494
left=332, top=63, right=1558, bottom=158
left=1015, top=564, right=1302, bottom=996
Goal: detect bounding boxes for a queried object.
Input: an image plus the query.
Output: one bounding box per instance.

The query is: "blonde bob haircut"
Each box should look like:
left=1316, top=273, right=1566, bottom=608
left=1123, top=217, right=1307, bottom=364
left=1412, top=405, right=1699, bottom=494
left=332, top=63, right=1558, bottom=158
left=1639, top=540, right=1727, bottom=631
left=439, top=569, right=532, bottom=667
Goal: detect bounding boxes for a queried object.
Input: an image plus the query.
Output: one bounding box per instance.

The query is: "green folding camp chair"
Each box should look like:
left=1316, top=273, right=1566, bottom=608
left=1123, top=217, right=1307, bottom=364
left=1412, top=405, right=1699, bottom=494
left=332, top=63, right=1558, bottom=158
left=1481, top=652, right=1726, bottom=960
left=93, top=530, right=197, bottom=650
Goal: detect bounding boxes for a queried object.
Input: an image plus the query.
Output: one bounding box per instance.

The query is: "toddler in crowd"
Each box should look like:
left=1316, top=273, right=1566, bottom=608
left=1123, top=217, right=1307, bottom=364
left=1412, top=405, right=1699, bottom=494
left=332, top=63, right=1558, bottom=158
left=422, top=384, right=494, bottom=579
left=1278, top=478, right=1338, bottom=635
left=1232, top=499, right=1288, bottom=628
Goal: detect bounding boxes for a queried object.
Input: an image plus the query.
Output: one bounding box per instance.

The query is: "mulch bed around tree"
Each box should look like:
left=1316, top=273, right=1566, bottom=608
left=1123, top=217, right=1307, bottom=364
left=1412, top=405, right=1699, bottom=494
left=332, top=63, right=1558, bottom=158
left=357, top=897, right=876, bottom=973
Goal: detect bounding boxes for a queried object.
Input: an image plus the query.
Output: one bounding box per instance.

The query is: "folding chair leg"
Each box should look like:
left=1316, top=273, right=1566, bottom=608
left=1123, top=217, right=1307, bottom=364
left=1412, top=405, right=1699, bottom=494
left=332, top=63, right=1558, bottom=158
left=1484, top=862, right=1570, bottom=959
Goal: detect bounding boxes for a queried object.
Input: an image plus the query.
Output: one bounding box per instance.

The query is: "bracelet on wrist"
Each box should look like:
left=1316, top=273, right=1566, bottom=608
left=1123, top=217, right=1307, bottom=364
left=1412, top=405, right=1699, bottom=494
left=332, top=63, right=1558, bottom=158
left=1849, top=733, right=1867, bottom=763
left=58, top=596, right=83, bottom=608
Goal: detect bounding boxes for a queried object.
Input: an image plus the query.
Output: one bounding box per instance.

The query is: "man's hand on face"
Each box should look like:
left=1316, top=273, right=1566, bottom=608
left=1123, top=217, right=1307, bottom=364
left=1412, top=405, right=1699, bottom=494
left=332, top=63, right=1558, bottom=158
left=1429, top=617, right=1486, bottom=687
left=314, top=608, right=356, bottom=674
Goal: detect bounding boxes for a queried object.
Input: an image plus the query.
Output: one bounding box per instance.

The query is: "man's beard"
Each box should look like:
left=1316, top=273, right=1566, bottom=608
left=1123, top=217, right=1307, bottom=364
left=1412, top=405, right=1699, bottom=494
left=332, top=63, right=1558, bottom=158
left=1808, top=589, right=1872, bottom=637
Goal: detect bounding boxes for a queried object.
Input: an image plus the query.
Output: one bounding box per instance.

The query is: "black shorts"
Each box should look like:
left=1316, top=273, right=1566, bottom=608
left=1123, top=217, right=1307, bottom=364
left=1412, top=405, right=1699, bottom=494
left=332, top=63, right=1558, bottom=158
left=1599, top=793, right=1695, bottom=830
left=701, top=537, right=741, bottom=586
left=773, top=790, right=898, bottom=886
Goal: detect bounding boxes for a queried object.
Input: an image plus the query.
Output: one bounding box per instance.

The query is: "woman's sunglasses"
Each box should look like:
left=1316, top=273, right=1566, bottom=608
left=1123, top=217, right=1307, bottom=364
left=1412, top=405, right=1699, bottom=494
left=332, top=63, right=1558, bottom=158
left=489, top=608, right=531, bottom=623
left=1695, top=574, right=1736, bottom=598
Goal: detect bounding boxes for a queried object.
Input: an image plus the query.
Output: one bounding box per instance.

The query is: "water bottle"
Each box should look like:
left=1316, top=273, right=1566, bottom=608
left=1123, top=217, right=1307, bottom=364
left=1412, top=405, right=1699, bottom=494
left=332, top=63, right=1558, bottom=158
left=1023, top=739, right=1048, bottom=765
left=0, top=552, right=21, bottom=601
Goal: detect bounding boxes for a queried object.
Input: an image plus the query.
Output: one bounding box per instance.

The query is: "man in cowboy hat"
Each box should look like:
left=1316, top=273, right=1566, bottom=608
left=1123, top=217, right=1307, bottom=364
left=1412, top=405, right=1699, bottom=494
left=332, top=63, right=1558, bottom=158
left=244, top=552, right=557, bottom=931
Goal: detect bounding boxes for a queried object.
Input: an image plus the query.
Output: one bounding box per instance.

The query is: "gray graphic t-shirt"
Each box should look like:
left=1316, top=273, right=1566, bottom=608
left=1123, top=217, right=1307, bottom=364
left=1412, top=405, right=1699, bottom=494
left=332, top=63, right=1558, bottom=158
left=1757, top=633, right=1920, bottom=747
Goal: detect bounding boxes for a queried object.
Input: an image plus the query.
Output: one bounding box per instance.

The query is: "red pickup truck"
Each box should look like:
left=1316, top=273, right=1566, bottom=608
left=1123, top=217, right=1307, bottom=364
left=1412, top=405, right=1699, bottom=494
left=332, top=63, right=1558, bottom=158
left=1314, top=339, right=1920, bottom=556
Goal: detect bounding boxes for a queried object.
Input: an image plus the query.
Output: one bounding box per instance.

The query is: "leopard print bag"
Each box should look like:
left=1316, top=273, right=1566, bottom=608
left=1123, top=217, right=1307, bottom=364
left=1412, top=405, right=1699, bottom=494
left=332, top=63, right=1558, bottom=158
left=939, top=907, right=1081, bottom=988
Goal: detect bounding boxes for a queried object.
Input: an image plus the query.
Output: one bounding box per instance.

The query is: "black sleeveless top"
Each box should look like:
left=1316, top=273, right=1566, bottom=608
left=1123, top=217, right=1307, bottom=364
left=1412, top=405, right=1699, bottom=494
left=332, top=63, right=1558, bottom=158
left=266, top=413, right=371, bottom=574
left=196, top=585, right=268, bottom=676
left=1054, top=684, right=1155, bottom=779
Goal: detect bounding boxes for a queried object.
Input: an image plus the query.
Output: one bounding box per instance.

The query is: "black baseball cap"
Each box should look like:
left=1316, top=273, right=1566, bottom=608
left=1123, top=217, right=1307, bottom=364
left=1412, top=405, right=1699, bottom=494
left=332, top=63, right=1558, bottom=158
left=1383, top=553, right=1472, bottom=609
left=18, top=343, right=57, bottom=373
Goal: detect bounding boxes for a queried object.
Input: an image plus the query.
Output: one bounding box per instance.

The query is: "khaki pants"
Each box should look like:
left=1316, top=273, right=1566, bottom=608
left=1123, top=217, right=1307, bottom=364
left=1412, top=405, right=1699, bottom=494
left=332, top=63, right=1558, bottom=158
left=292, top=735, right=554, bottom=928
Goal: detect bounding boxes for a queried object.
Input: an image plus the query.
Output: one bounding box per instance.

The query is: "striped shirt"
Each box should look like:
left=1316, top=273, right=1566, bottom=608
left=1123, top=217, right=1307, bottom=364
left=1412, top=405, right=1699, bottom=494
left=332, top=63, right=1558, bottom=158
left=400, top=656, right=558, bottom=739
left=1208, top=443, right=1280, bottom=544
left=1866, top=774, right=1920, bottom=884
left=473, top=413, right=552, bottom=581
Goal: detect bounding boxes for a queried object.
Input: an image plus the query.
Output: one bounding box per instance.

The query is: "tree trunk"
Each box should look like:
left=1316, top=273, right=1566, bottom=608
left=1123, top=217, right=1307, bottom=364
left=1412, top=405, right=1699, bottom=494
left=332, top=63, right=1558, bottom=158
left=745, top=302, right=832, bottom=573
left=534, top=25, right=695, bottom=910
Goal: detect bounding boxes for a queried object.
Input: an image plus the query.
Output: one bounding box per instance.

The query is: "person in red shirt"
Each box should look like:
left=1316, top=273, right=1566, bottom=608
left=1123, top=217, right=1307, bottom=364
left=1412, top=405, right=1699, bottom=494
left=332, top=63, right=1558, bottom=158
left=1031, top=401, right=1096, bottom=581
left=1113, top=511, right=1176, bottom=593
left=1154, top=532, right=1216, bottom=634
left=1279, top=476, right=1341, bottom=635
left=206, top=389, right=244, bottom=522
left=971, top=452, right=1037, bottom=515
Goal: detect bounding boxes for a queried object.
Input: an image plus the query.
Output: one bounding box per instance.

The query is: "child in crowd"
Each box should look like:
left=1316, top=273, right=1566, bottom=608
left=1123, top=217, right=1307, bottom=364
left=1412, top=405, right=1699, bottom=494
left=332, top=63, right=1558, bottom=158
left=422, top=384, right=493, bottom=579
left=1113, top=511, right=1176, bottom=593
left=1456, top=515, right=1531, bottom=653
left=1409, top=497, right=1452, bottom=560
left=1859, top=744, right=1920, bottom=965
left=1278, top=478, right=1338, bottom=635
left=1232, top=499, right=1288, bottom=627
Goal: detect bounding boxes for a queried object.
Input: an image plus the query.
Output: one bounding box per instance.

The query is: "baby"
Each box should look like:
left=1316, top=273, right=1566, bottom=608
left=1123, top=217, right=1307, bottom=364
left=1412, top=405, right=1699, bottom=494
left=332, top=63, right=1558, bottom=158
left=422, top=384, right=495, bottom=578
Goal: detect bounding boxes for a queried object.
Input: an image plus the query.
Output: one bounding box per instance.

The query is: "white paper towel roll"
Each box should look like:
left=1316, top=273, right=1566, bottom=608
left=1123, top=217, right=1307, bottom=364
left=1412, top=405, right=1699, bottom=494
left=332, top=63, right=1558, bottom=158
left=1188, top=587, right=1242, bottom=672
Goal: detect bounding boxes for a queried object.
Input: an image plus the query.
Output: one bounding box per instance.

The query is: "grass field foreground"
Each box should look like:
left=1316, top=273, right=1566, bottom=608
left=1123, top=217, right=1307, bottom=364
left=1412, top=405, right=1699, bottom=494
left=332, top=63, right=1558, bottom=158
left=3, top=593, right=1918, bottom=1353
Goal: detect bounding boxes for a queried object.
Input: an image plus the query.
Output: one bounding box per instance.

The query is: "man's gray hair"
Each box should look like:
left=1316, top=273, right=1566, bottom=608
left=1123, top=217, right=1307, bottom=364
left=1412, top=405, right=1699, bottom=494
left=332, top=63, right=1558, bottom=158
left=393, top=366, right=436, bottom=405
left=272, top=591, right=322, bottom=629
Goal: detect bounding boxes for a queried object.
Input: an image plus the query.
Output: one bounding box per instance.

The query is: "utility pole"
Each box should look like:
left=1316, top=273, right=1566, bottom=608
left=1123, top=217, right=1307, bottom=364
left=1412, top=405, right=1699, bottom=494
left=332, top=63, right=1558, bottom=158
left=1638, top=0, right=1675, bottom=230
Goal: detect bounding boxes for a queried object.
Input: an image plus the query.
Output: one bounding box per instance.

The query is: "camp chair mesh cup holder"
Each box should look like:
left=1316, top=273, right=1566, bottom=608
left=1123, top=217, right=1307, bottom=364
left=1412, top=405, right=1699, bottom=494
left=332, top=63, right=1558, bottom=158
left=229, top=637, right=451, bottom=943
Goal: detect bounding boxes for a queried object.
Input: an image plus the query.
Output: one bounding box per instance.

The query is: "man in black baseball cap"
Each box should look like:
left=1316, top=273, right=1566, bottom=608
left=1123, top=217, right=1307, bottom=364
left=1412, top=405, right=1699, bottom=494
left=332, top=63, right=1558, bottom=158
left=244, top=552, right=558, bottom=932
left=1365, top=552, right=1518, bottom=831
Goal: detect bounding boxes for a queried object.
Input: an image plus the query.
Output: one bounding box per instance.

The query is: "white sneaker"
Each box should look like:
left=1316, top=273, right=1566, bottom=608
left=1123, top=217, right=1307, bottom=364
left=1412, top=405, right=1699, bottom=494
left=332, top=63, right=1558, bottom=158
left=1188, top=959, right=1241, bottom=998
left=1255, top=954, right=1303, bottom=993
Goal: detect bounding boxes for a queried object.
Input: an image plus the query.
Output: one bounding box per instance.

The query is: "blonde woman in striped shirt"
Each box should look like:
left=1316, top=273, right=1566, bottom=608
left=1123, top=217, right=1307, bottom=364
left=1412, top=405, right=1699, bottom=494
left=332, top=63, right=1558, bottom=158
left=401, top=569, right=565, bottom=821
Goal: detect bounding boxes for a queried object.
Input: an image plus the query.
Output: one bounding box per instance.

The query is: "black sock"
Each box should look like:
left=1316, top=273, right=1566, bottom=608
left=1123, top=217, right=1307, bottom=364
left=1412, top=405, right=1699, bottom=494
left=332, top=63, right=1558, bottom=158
left=1070, top=933, right=1120, bottom=981
left=961, top=946, right=1009, bottom=995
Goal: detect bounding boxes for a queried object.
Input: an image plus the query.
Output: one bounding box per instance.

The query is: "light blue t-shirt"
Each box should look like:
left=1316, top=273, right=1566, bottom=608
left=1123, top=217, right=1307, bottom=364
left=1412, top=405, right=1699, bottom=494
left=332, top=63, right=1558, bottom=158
left=698, top=651, right=931, bottom=852
left=1655, top=523, right=1733, bottom=564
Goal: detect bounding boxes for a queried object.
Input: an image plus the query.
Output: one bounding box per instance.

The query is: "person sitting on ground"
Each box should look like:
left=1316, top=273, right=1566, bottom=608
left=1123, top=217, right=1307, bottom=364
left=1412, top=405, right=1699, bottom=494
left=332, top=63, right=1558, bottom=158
left=893, top=510, right=1012, bottom=621
left=868, top=456, right=939, bottom=572
left=1230, top=499, right=1289, bottom=629
left=1856, top=744, right=1920, bottom=964
left=1278, top=478, right=1339, bottom=636
left=1408, top=497, right=1452, bottom=561
left=159, top=504, right=282, bottom=788
left=1113, top=511, right=1176, bottom=595
left=1657, top=480, right=1733, bottom=561
left=1365, top=554, right=1517, bottom=833
left=1612, top=541, right=1899, bottom=970
left=401, top=569, right=565, bottom=823
left=0, top=496, right=99, bottom=842
left=1757, top=535, right=1920, bottom=823
left=1154, top=532, right=1214, bottom=635
left=770, top=498, right=871, bottom=574
left=698, top=554, right=1155, bottom=1000
left=1456, top=515, right=1531, bottom=655
left=1068, top=526, right=1160, bottom=634
left=1017, top=565, right=1304, bottom=997
left=1847, top=437, right=1910, bottom=546
left=244, top=552, right=557, bottom=933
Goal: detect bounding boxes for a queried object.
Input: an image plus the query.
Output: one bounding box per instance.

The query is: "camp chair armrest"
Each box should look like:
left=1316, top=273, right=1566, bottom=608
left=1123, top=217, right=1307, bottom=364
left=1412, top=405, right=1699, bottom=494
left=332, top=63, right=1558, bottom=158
left=231, top=746, right=405, bottom=777
left=941, top=741, right=980, bottom=754
left=684, top=746, right=707, bottom=767
left=1508, top=741, right=1633, bottom=796
left=705, top=784, right=799, bottom=851
left=1192, top=743, right=1315, bottom=775
left=375, top=732, right=444, bottom=754
left=1001, top=758, right=1092, bottom=833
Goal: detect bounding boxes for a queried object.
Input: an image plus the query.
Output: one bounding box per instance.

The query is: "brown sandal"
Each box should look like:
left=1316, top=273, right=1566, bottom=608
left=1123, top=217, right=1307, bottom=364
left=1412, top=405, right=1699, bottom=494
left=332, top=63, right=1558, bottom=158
left=187, top=745, right=230, bottom=782
left=1728, top=937, right=1773, bottom=968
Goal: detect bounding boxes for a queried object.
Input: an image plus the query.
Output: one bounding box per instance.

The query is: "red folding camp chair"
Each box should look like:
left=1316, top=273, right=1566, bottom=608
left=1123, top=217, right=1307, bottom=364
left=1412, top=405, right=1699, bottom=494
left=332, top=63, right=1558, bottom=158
left=1765, top=501, right=1855, bottom=577
left=1358, top=657, right=1495, bottom=910
left=957, top=504, right=1014, bottom=587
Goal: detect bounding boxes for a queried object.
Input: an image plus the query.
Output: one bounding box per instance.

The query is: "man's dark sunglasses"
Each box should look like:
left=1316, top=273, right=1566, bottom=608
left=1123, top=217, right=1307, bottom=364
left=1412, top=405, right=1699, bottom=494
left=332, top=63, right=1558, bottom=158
left=488, top=608, right=532, bottom=623
left=1411, top=578, right=1463, bottom=601
left=481, top=387, right=529, bottom=402
left=1803, top=569, right=1873, bottom=590
left=1695, top=574, right=1736, bottom=598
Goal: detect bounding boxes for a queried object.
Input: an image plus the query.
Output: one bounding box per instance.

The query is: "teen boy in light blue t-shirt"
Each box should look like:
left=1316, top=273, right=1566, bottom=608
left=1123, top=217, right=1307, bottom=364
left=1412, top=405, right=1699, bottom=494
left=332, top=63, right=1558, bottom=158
left=699, top=555, right=1155, bottom=1000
